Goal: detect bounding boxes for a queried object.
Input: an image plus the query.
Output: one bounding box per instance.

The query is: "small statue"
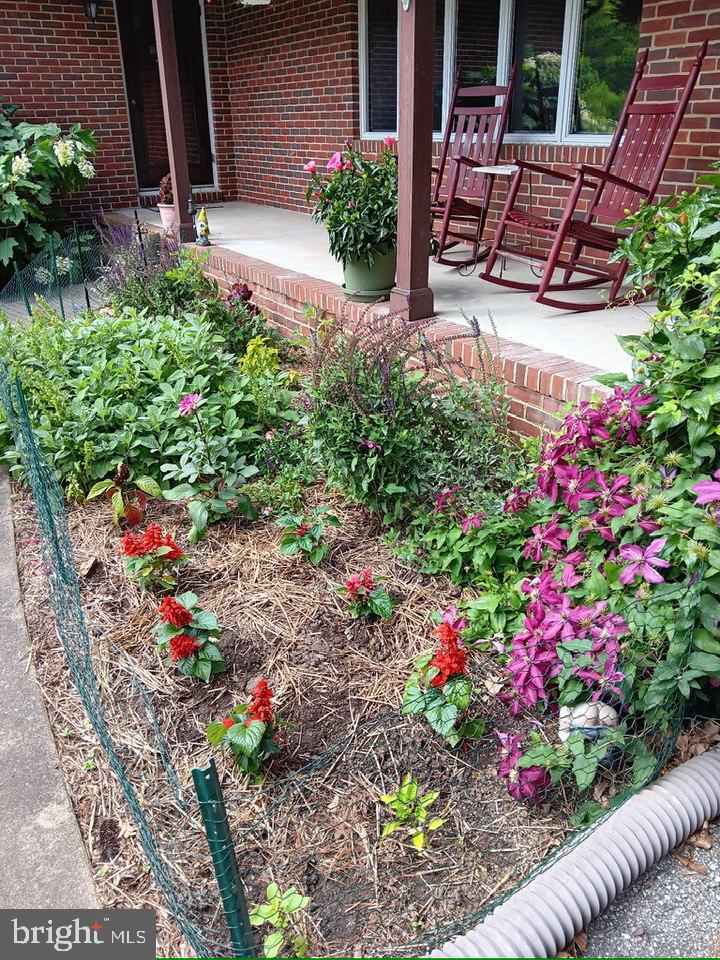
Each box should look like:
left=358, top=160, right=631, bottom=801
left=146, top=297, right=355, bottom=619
left=196, top=207, right=211, bottom=246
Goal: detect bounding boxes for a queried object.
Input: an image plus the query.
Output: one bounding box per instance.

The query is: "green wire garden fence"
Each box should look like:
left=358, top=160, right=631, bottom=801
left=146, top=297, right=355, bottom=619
left=0, top=244, right=703, bottom=957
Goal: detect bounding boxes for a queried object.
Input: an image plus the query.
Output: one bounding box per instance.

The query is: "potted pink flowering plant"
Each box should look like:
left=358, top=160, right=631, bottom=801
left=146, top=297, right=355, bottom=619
left=302, top=142, right=397, bottom=301
left=157, top=172, right=175, bottom=230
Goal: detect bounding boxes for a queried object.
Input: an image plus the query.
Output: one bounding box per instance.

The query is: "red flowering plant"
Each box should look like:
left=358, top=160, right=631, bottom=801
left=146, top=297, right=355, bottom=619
left=118, top=522, right=187, bottom=590
left=276, top=506, right=339, bottom=566
left=86, top=462, right=163, bottom=526
left=336, top=567, right=394, bottom=619
left=402, top=607, right=485, bottom=746
left=205, top=680, right=283, bottom=782
left=152, top=592, right=225, bottom=682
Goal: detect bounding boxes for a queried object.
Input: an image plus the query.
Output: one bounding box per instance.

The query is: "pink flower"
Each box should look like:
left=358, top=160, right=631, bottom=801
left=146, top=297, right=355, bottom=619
left=521, top=571, right=563, bottom=607
left=460, top=512, right=485, bottom=533
left=692, top=470, right=720, bottom=505
left=499, top=754, right=550, bottom=804
left=619, top=537, right=670, bottom=585
left=523, top=515, right=570, bottom=563
left=440, top=605, right=467, bottom=632
left=495, top=731, right=523, bottom=774
left=382, top=136, right=396, bottom=148
left=178, top=393, right=202, bottom=417
left=555, top=464, right=599, bottom=512
left=326, top=151, right=343, bottom=171
left=575, top=653, right=625, bottom=701
left=596, top=472, right=635, bottom=512
left=302, top=160, right=317, bottom=173
left=503, top=486, right=532, bottom=513
left=435, top=485, right=463, bottom=513
left=360, top=438, right=382, bottom=451
left=605, top=385, right=653, bottom=446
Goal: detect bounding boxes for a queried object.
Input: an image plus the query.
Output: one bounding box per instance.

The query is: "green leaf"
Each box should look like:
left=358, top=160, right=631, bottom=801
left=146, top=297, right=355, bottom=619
left=86, top=479, right=115, bottom=499
left=225, top=719, right=266, bottom=755
left=206, top=720, right=228, bottom=747
left=135, top=476, right=164, bottom=499
left=263, top=930, right=285, bottom=957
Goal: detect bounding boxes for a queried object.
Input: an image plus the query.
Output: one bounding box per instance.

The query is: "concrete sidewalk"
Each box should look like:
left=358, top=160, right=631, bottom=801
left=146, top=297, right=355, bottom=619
left=0, top=474, right=97, bottom=909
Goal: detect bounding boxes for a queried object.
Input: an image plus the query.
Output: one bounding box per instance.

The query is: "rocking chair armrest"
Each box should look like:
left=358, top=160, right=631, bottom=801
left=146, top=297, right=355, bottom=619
left=512, top=159, right=577, bottom=183
left=572, top=164, right=650, bottom=196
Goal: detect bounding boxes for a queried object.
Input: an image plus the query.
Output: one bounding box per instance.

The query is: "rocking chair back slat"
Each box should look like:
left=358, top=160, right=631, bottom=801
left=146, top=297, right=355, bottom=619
left=588, top=41, right=708, bottom=221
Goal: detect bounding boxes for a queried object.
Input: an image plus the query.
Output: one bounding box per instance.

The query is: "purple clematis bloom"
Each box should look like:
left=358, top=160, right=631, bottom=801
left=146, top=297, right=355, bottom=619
left=619, top=537, right=670, bottom=585
left=555, top=464, right=599, bottom=512
left=524, top=515, right=571, bottom=563
left=178, top=392, right=202, bottom=417
left=692, top=470, right=720, bottom=505
left=521, top=571, right=563, bottom=607
left=605, top=385, right=653, bottom=446
left=501, top=759, right=551, bottom=804
left=460, top=512, right=485, bottom=533
left=440, top=605, right=468, bottom=632
left=575, top=653, right=625, bottom=701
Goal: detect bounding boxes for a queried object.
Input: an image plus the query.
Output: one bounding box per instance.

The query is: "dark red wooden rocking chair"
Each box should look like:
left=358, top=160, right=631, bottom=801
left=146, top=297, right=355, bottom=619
left=431, top=65, right=516, bottom=267
left=481, top=42, right=708, bottom=311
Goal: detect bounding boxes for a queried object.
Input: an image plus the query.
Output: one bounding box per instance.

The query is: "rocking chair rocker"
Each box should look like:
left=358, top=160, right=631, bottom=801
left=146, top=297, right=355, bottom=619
left=431, top=65, right=516, bottom=267
left=481, top=41, right=708, bottom=311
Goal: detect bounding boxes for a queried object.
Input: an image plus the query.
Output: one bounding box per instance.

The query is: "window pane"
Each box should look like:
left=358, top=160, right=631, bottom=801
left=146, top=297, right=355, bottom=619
left=367, top=0, right=397, bottom=132
left=510, top=0, right=565, bottom=133
left=366, top=0, right=445, bottom=133
left=455, top=0, right=500, bottom=87
left=571, top=0, right=641, bottom=134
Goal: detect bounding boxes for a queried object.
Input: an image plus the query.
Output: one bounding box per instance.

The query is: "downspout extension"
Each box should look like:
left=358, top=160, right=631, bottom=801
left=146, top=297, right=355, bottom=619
left=430, top=748, right=720, bottom=958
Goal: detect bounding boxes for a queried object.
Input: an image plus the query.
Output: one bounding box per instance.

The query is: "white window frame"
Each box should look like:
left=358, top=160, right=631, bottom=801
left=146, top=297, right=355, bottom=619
left=358, top=0, right=621, bottom=147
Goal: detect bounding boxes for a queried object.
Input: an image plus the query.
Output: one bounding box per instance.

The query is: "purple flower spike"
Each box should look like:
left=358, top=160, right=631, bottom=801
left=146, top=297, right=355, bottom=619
left=619, top=537, right=670, bottom=585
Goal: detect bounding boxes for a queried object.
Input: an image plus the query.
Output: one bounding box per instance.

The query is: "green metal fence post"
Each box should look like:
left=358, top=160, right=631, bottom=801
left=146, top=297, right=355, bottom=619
left=72, top=220, right=92, bottom=310
left=192, top=758, right=255, bottom=958
left=48, top=235, right=66, bottom=323
left=13, top=263, right=32, bottom=317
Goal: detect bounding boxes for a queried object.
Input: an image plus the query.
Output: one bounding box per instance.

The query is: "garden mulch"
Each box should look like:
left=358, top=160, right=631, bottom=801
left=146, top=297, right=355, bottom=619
left=12, top=481, right=569, bottom=958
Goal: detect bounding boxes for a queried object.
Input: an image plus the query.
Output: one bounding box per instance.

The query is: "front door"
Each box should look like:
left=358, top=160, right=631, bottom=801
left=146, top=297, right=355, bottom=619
left=117, top=0, right=214, bottom=190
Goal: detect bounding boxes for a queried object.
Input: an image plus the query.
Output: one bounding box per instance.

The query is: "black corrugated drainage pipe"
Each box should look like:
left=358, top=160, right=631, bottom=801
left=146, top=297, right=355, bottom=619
left=429, top=748, right=720, bottom=958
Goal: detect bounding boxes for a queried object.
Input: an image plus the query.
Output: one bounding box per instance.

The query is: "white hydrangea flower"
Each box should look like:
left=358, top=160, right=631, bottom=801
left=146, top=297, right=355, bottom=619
left=53, top=139, right=74, bottom=166
left=34, top=266, right=53, bottom=285
left=77, top=155, right=95, bottom=180
left=11, top=152, right=31, bottom=178
left=55, top=256, right=72, bottom=276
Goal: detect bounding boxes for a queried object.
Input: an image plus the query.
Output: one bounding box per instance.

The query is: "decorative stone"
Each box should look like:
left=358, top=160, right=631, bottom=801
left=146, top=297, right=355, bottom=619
left=559, top=701, right=619, bottom=744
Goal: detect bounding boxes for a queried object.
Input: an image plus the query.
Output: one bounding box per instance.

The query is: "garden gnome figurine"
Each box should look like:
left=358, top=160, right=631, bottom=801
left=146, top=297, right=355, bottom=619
left=196, top=207, right=211, bottom=246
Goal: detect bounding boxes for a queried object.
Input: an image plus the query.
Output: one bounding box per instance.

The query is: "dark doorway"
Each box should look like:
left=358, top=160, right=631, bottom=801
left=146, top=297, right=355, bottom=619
left=117, top=0, right=214, bottom=190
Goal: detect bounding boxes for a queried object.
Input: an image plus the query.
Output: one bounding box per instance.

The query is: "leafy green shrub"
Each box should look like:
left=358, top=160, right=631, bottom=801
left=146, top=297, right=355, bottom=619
left=306, top=310, right=514, bottom=524
left=0, top=304, right=293, bottom=495
left=613, top=166, right=720, bottom=308
left=1, top=98, right=97, bottom=275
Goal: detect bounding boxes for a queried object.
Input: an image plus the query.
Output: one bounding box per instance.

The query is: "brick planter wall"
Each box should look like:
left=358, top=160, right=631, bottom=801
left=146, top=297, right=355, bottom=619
left=198, top=243, right=606, bottom=438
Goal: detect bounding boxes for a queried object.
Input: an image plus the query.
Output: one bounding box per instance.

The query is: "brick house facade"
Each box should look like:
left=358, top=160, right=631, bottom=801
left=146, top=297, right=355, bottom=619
left=1, top=1, right=717, bottom=233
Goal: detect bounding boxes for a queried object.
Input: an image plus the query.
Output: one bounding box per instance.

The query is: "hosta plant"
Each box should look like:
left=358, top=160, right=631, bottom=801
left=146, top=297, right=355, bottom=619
left=152, top=593, right=225, bottom=682
left=402, top=608, right=484, bottom=746
left=249, top=883, right=311, bottom=959
left=276, top=507, right=339, bottom=566
left=118, top=523, right=187, bottom=590
left=336, top=567, right=394, bottom=619
left=206, top=680, right=281, bottom=782
left=86, top=462, right=163, bottom=526
left=379, top=774, right=445, bottom=855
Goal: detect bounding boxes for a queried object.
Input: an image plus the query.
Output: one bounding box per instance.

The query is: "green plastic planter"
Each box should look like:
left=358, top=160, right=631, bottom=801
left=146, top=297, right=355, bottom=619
left=342, top=247, right=397, bottom=302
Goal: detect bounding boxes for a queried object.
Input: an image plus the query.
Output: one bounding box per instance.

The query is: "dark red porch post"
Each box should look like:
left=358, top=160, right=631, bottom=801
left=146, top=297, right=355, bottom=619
left=150, top=0, right=195, bottom=241
left=390, top=0, right=435, bottom=321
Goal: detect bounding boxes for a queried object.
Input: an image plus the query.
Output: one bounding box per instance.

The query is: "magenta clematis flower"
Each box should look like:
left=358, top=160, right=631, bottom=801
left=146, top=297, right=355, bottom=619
left=563, top=401, right=612, bottom=450
left=591, top=611, right=629, bottom=658
left=435, top=485, right=463, bottom=513
left=583, top=506, right=618, bottom=543
left=605, top=385, right=653, bottom=446
left=495, top=730, right=523, bottom=773
left=302, top=160, right=317, bottom=172
left=575, top=653, right=625, bottom=701
left=523, top=515, right=571, bottom=563
left=692, top=470, right=720, bottom=505
left=555, top=464, right=599, bottom=512
left=326, top=151, right=343, bottom=171
left=596, top=472, right=635, bottom=512
left=460, top=512, right=485, bottom=533
left=503, top=485, right=532, bottom=514
left=506, top=634, right=561, bottom=710
left=541, top=594, right=586, bottom=643
left=360, top=438, right=382, bottom=451
left=559, top=549, right=586, bottom=588
left=441, top=605, right=468, bottom=632
left=521, top=571, right=563, bottom=607
left=178, top=392, right=202, bottom=417
left=619, top=537, right=670, bottom=585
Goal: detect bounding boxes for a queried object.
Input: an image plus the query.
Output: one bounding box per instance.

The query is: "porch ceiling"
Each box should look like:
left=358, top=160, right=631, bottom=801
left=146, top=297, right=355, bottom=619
left=125, top=202, right=651, bottom=375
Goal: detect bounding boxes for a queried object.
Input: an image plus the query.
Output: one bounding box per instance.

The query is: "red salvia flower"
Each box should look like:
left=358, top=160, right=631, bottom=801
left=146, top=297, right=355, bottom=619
left=246, top=679, right=274, bottom=725
left=429, top=621, right=468, bottom=688
left=142, top=522, right=165, bottom=551
left=296, top=522, right=311, bottom=537
left=158, top=597, right=193, bottom=628
left=119, top=531, right=146, bottom=557
left=169, top=634, right=200, bottom=661
left=221, top=717, right=235, bottom=730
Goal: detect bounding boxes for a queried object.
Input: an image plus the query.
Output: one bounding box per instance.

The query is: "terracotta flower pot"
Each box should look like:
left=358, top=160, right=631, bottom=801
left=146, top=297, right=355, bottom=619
left=342, top=247, right=397, bottom=303
left=157, top=202, right=176, bottom=231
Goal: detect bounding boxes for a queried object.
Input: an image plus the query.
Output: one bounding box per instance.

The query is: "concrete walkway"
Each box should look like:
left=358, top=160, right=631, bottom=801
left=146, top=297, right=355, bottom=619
left=0, top=474, right=97, bottom=909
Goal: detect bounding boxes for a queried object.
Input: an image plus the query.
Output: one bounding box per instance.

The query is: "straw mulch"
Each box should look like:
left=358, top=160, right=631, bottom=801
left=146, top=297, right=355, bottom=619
left=11, top=481, right=567, bottom=958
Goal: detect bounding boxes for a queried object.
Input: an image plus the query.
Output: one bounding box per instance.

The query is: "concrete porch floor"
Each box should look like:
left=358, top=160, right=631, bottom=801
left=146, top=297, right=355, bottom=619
left=127, top=201, right=654, bottom=375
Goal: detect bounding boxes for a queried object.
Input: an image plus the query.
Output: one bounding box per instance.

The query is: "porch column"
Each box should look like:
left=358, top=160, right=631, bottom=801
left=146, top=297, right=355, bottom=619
left=390, top=0, right=436, bottom=321
left=150, top=0, right=195, bottom=241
